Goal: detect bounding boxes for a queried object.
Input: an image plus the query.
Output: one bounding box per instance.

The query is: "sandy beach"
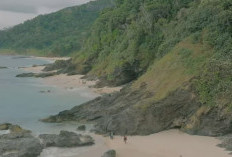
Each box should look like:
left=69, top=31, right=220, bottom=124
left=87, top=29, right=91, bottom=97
left=23, top=63, right=122, bottom=95
left=40, top=129, right=230, bottom=157
left=104, top=129, right=230, bottom=157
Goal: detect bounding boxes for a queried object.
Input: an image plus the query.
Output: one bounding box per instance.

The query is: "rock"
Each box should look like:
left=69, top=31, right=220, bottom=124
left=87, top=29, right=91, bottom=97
left=0, top=123, right=31, bottom=134
left=9, top=125, right=31, bottom=134
left=77, top=125, right=86, bottom=131
left=102, top=150, right=116, bottom=157
left=39, top=130, right=94, bottom=148
left=16, top=72, right=57, bottom=78
left=0, top=66, right=7, bottom=69
left=0, top=123, right=12, bottom=130
left=217, top=134, right=232, bottom=151
left=16, top=73, right=35, bottom=77
left=0, top=131, right=43, bottom=157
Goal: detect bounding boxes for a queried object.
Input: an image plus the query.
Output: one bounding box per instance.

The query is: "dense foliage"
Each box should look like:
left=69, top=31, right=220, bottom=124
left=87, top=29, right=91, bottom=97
left=74, top=0, right=232, bottom=107
left=0, top=0, right=115, bottom=56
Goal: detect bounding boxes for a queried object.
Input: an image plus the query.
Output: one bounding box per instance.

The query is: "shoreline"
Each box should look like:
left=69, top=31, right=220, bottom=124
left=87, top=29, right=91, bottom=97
left=20, top=56, right=231, bottom=157
left=22, top=57, right=122, bottom=95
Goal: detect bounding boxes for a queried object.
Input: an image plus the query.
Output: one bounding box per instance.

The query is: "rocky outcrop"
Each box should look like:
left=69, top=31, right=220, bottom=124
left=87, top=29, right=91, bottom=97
left=42, top=84, right=232, bottom=136
left=218, top=134, right=232, bottom=152
left=16, top=72, right=57, bottom=78
left=0, top=124, right=95, bottom=157
left=0, top=132, right=43, bottom=157
left=0, top=123, right=31, bottom=134
left=77, top=125, right=86, bottom=131
left=39, top=130, right=94, bottom=147
left=42, top=59, right=80, bottom=75
left=102, top=150, right=116, bottom=157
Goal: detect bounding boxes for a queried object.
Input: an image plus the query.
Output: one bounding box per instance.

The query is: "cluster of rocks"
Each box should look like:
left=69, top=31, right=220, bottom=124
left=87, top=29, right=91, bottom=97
left=217, top=134, right=232, bottom=152
left=39, top=130, right=94, bottom=148
left=0, top=123, right=95, bottom=157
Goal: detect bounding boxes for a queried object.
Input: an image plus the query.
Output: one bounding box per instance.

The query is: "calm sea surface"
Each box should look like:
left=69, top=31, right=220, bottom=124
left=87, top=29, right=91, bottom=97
left=0, top=55, right=94, bottom=134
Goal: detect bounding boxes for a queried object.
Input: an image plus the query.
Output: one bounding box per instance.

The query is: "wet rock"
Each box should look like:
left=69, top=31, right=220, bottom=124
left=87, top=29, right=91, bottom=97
left=0, top=123, right=31, bottom=134
left=0, top=66, right=7, bottom=69
left=102, top=150, right=116, bottom=157
left=39, top=130, right=94, bottom=148
left=77, top=125, right=86, bottom=131
left=0, top=123, right=12, bottom=130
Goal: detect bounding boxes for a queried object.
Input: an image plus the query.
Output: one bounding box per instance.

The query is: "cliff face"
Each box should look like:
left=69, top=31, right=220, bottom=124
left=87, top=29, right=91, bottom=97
left=43, top=39, right=232, bottom=136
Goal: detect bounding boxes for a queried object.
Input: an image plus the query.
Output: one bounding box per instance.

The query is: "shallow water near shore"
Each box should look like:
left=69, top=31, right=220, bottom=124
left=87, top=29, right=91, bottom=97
left=0, top=55, right=96, bottom=134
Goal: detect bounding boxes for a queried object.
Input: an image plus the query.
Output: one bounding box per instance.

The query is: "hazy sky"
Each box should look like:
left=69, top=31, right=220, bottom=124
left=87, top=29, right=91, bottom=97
left=0, top=0, right=92, bottom=29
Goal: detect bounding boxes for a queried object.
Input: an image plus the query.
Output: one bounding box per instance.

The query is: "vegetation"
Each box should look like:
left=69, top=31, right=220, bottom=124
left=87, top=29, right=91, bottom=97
left=0, top=0, right=231, bottom=108
left=0, top=0, right=115, bottom=56
left=73, top=0, right=232, bottom=108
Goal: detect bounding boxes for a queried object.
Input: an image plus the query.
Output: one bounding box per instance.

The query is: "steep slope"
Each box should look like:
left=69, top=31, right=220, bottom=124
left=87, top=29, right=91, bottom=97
left=43, top=0, right=232, bottom=136
left=0, top=0, right=115, bottom=56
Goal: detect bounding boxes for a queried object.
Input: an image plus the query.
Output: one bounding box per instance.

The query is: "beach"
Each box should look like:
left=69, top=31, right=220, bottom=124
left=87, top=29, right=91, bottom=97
left=24, top=57, right=231, bottom=157
left=23, top=64, right=122, bottom=95
left=105, top=129, right=231, bottom=157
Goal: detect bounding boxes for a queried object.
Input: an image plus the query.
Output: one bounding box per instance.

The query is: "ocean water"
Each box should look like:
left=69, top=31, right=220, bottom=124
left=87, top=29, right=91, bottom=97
left=0, top=55, right=95, bottom=135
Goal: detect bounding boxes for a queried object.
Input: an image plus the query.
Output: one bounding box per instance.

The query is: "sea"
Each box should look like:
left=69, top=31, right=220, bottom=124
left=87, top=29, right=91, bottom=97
left=0, top=55, right=95, bottom=135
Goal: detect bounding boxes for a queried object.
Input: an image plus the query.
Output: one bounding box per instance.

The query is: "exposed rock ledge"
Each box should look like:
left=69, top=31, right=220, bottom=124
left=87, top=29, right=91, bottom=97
left=42, top=84, right=232, bottom=137
left=0, top=123, right=94, bottom=157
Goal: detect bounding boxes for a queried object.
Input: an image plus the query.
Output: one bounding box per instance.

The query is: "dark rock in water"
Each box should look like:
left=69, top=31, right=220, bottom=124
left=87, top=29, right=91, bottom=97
left=16, top=72, right=57, bottom=78
left=102, top=150, right=116, bottom=157
left=0, top=123, right=31, bottom=134
left=8, top=125, right=31, bottom=134
left=0, top=66, right=7, bottom=69
left=0, top=132, right=43, bottom=157
left=0, top=123, right=12, bottom=130
left=39, top=90, right=52, bottom=94
left=39, top=130, right=94, bottom=148
left=16, top=73, right=35, bottom=77
left=77, top=125, right=86, bottom=131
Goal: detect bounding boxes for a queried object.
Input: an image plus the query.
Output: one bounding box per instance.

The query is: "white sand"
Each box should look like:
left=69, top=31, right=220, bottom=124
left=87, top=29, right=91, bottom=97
left=39, top=130, right=230, bottom=157
left=105, top=130, right=230, bottom=157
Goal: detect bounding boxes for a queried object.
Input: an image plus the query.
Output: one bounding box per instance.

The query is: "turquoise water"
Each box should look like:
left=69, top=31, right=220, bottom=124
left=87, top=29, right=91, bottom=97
left=0, top=55, right=94, bottom=134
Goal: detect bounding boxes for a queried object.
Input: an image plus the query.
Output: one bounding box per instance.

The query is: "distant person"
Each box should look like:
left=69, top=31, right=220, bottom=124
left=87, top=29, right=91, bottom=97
left=123, top=136, right=127, bottom=144
left=110, top=131, right=114, bottom=140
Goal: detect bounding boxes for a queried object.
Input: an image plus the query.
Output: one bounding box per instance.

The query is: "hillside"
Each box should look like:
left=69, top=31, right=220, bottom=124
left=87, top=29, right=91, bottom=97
left=0, top=0, right=115, bottom=56
left=42, top=0, right=232, bottom=136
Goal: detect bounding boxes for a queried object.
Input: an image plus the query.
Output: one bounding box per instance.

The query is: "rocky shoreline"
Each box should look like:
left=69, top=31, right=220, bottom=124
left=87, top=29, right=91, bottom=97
left=0, top=123, right=96, bottom=157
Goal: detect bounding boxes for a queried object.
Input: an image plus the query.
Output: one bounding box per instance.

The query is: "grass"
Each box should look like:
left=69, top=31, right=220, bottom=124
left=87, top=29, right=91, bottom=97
left=132, top=38, right=213, bottom=105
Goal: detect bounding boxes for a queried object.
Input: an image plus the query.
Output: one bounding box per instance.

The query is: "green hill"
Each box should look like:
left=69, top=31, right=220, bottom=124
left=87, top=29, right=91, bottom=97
left=2, top=0, right=232, bottom=136
left=0, top=0, right=115, bottom=56
left=43, top=0, right=232, bottom=136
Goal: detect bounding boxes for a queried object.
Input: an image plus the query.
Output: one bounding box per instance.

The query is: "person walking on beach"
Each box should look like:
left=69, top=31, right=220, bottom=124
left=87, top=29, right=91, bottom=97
left=110, top=131, right=114, bottom=140
left=123, top=136, right=127, bottom=144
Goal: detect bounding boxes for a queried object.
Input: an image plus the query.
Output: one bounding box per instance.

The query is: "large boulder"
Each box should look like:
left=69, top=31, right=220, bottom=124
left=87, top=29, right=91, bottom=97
left=102, top=150, right=116, bottom=157
left=77, top=125, right=86, bottom=131
left=0, top=132, right=43, bottom=157
left=39, top=130, right=94, bottom=148
left=0, top=123, right=31, bottom=134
